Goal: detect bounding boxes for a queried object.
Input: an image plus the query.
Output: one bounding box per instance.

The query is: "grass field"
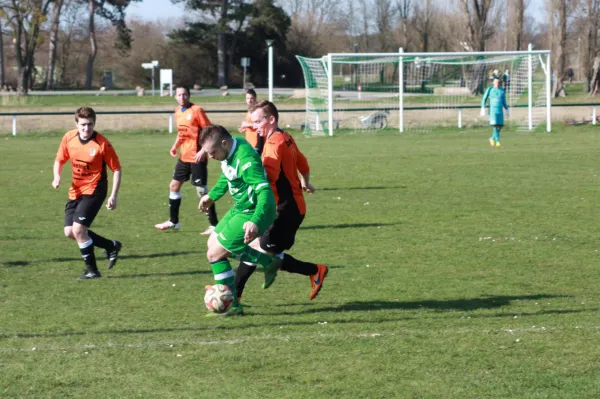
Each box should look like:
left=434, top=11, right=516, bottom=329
left=2, top=125, right=600, bottom=398
left=0, top=94, right=304, bottom=109
left=0, top=81, right=594, bottom=111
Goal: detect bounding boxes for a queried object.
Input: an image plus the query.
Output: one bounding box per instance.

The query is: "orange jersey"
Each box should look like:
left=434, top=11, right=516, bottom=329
left=56, top=129, right=121, bottom=200
left=262, top=130, right=310, bottom=215
left=243, top=112, right=259, bottom=148
left=175, top=103, right=211, bottom=162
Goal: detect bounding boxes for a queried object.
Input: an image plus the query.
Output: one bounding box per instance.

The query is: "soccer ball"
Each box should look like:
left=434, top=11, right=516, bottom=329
left=204, top=284, right=234, bottom=313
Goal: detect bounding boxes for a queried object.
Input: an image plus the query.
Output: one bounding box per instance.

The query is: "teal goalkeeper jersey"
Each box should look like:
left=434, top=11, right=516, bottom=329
left=481, top=87, right=508, bottom=114
left=208, top=137, right=275, bottom=226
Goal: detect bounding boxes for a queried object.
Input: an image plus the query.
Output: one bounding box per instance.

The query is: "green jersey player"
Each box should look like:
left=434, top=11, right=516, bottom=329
left=481, top=76, right=509, bottom=147
left=198, top=125, right=277, bottom=316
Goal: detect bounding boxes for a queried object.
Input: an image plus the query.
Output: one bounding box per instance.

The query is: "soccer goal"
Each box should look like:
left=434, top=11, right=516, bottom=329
left=296, top=45, right=551, bottom=136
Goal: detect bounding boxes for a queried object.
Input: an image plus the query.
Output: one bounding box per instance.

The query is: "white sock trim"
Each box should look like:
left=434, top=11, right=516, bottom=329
left=214, top=270, right=234, bottom=280
left=169, top=191, right=182, bottom=200
left=78, top=239, right=93, bottom=249
left=242, top=261, right=257, bottom=266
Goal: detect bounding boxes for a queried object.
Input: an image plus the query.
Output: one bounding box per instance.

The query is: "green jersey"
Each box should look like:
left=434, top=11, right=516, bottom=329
left=208, top=137, right=275, bottom=226
left=481, top=87, right=508, bottom=114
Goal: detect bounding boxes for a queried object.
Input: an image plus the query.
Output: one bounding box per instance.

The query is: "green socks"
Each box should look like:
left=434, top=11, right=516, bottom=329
left=210, top=259, right=239, bottom=306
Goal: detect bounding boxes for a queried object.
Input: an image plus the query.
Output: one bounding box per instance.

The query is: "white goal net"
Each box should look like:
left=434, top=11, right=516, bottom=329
left=297, top=48, right=551, bottom=136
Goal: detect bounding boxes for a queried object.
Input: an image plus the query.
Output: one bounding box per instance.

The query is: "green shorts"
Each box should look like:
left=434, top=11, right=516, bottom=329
left=214, top=209, right=273, bottom=256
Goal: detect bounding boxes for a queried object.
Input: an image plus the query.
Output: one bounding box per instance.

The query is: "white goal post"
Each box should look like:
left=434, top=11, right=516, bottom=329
left=296, top=45, right=551, bottom=136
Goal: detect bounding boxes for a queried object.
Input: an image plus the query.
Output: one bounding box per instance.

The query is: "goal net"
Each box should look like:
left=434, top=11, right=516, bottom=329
left=296, top=49, right=551, bottom=136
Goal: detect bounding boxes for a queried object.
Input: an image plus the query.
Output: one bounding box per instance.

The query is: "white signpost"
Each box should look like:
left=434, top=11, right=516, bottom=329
left=141, top=60, right=160, bottom=95
left=266, top=40, right=274, bottom=101
left=160, top=69, right=173, bottom=97
left=241, top=57, right=250, bottom=88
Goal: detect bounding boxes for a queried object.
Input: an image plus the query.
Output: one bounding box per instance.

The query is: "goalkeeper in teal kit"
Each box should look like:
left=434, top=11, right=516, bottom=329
left=198, top=125, right=277, bottom=316
left=481, top=75, right=509, bottom=147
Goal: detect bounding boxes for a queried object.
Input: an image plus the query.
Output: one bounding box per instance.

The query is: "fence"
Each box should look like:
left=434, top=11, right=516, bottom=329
left=2, top=104, right=599, bottom=136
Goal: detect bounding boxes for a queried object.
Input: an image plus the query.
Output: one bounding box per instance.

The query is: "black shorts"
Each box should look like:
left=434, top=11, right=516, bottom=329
left=64, top=194, right=106, bottom=228
left=259, top=209, right=305, bottom=254
left=173, top=159, right=207, bottom=186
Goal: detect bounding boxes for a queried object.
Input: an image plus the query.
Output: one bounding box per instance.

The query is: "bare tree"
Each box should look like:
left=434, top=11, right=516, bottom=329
left=0, top=0, right=53, bottom=94
left=0, top=16, right=5, bottom=86
left=45, top=0, right=64, bottom=89
left=459, top=0, right=500, bottom=51
left=283, top=0, right=342, bottom=56
left=56, top=0, right=87, bottom=87
left=374, top=0, right=396, bottom=51
left=85, top=0, right=96, bottom=88
left=414, top=0, right=435, bottom=52
left=343, top=0, right=359, bottom=50
left=506, top=0, right=530, bottom=50
left=83, top=0, right=137, bottom=89
left=583, top=0, right=600, bottom=93
left=397, top=0, right=413, bottom=49
left=548, top=0, right=567, bottom=97
left=458, top=0, right=501, bottom=95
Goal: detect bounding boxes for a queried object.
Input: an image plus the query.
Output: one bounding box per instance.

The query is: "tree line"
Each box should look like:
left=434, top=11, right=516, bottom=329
left=0, top=0, right=599, bottom=97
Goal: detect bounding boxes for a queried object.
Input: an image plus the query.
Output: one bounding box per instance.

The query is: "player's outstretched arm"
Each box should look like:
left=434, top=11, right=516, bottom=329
left=52, top=160, right=64, bottom=189
left=194, top=147, right=207, bottom=163
left=290, top=136, right=312, bottom=193
left=481, top=87, right=491, bottom=115
left=106, top=169, right=122, bottom=210
left=242, top=221, right=259, bottom=243
left=207, top=173, right=228, bottom=202
left=170, top=137, right=181, bottom=157
left=238, top=121, right=253, bottom=134
left=300, top=172, right=315, bottom=194
left=198, top=195, right=214, bottom=212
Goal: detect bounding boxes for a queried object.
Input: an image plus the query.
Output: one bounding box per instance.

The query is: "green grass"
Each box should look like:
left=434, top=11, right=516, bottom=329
left=2, top=125, right=600, bottom=398
left=1, top=81, right=597, bottom=112
left=0, top=94, right=304, bottom=109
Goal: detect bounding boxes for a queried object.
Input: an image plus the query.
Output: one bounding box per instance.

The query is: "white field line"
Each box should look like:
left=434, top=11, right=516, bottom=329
left=0, top=325, right=597, bottom=353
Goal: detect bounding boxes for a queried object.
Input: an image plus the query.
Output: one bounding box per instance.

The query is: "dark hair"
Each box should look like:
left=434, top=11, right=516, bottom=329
left=175, top=86, right=190, bottom=95
left=245, top=88, right=257, bottom=99
left=200, top=125, right=232, bottom=145
left=75, top=107, right=96, bottom=123
left=250, top=100, right=278, bottom=123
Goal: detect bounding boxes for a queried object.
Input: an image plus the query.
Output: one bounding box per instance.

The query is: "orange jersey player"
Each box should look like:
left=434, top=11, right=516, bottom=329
left=155, top=86, right=218, bottom=234
left=238, top=89, right=262, bottom=151
left=234, top=100, right=328, bottom=302
left=261, top=129, right=310, bottom=216
left=52, top=107, right=122, bottom=279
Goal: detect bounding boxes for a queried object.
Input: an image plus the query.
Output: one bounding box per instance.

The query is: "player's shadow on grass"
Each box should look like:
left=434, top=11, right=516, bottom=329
left=51, top=250, right=199, bottom=263
left=2, top=306, right=591, bottom=341
left=302, top=222, right=398, bottom=230
left=297, top=294, right=569, bottom=313
left=107, top=270, right=211, bottom=279
left=1, top=260, right=31, bottom=267
left=319, top=186, right=407, bottom=191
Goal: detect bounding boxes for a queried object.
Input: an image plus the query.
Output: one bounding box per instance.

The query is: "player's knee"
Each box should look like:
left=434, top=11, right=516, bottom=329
left=206, top=242, right=228, bottom=263
left=169, top=180, right=182, bottom=192
left=71, top=224, right=87, bottom=240
left=195, top=185, right=208, bottom=198
left=206, top=248, right=222, bottom=263
left=256, top=239, right=272, bottom=254
left=63, top=227, right=75, bottom=239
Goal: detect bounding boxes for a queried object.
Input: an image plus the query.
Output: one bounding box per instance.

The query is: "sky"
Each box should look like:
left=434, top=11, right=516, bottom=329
left=127, top=0, right=186, bottom=22
left=127, top=0, right=547, bottom=23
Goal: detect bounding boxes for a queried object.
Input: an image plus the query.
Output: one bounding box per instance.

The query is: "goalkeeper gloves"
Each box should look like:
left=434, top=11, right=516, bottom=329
left=480, top=108, right=486, bottom=117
